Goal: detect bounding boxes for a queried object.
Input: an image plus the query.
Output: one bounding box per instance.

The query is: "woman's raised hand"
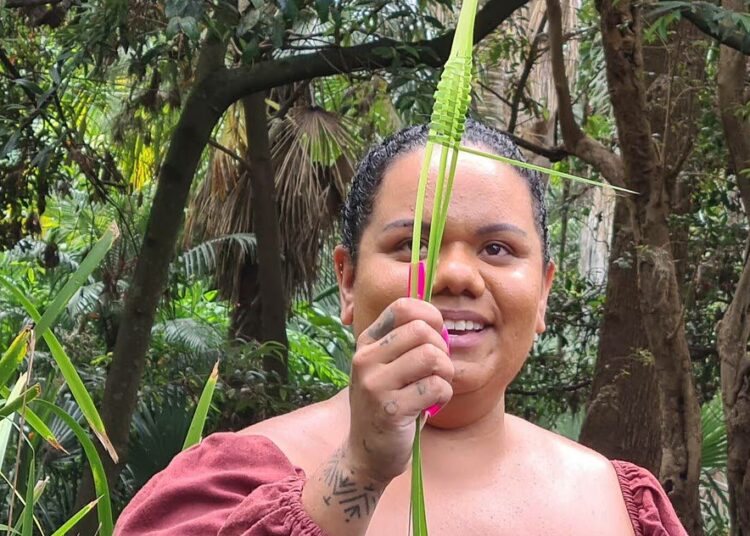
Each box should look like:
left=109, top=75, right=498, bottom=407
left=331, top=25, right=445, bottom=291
left=345, top=297, right=453, bottom=484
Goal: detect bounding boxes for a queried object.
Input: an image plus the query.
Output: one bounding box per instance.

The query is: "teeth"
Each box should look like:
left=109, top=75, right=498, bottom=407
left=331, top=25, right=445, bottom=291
left=443, top=319, right=485, bottom=332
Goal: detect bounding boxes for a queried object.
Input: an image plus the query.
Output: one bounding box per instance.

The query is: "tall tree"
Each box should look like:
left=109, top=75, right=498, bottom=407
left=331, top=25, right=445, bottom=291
left=581, top=18, right=708, bottom=475
left=716, top=1, right=750, bottom=533
left=546, top=0, right=704, bottom=531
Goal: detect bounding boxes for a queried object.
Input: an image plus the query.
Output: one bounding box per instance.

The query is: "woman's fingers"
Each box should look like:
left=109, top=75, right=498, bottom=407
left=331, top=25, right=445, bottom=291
left=382, top=376, right=454, bottom=418
left=375, top=343, right=454, bottom=389
left=356, top=319, right=449, bottom=368
left=356, top=297, right=445, bottom=347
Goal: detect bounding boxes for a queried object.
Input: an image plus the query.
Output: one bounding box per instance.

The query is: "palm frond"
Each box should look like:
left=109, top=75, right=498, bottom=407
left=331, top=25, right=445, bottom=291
left=173, top=233, right=257, bottom=281
left=701, top=394, right=727, bottom=471
left=184, top=101, right=360, bottom=310
left=66, top=282, right=105, bottom=319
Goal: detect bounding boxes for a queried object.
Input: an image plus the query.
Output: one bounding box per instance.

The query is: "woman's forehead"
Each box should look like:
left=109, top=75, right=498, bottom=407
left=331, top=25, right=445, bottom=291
left=370, top=148, right=536, bottom=229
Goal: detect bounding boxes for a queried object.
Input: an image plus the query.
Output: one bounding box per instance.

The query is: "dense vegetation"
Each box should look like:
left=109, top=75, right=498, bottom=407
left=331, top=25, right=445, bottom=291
left=1, top=0, right=748, bottom=534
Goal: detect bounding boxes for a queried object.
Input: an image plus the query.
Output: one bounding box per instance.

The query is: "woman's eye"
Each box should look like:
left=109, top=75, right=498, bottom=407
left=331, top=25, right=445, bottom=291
left=399, top=240, right=428, bottom=257
left=484, top=243, right=510, bottom=256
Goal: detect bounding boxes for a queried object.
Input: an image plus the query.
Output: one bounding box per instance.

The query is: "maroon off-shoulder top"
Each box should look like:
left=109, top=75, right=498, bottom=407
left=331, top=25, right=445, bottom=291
left=115, top=433, right=688, bottom=536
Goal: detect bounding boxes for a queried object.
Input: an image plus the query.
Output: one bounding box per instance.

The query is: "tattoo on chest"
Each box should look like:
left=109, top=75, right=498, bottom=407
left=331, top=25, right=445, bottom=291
left=320, top=447, right=382, bottom=522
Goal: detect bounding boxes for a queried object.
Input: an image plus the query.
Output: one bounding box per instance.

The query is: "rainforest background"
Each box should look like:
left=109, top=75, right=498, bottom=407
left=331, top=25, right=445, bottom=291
left=1, top=0, right=749, bottom=534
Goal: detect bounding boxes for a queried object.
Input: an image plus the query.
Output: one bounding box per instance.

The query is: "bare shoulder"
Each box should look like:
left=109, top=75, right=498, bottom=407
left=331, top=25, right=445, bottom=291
left=507, top=414, right=615, bottom=476
left=506, top=414, right=635, bottom=535
left=237, top=390, right=348, bottom=472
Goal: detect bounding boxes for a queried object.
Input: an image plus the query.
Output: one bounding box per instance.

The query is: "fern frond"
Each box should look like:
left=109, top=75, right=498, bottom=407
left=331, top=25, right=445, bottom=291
left=151, top=318, right=224, bottom=355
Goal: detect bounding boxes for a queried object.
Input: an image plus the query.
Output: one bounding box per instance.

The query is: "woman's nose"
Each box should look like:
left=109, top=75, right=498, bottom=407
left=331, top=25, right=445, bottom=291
left=432, top=244, right=485, bottom=298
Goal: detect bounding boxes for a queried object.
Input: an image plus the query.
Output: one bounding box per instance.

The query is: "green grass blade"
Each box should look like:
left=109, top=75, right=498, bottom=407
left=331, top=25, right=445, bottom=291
left=0, top=374, right=29, bottom=473
left=0, top=275, right=119, bottom=463
left=21, top=453, right=35, bottom=536
left=50, top=498, right=100, bottom=536
left=0, top=385, right=41, bottom=419
left=0, top=385, right=67, bottom=454
left=15, top=476, right=47, bottom=536
left=410, top=416, right=427, bottom=535
left=35, top=400, right=112, bottom=536
left=457, top=145, right=638, bottom=195
left=0, top=325, right=32, bottom=387
left=408, top=1, right=479, bottom=533
left=34, top=222, right=120, bottom=338
left=182, top=360, right=219, bottom=450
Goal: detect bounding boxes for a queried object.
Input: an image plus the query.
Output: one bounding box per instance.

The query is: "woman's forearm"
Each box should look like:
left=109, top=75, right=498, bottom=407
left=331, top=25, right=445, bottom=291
left=302, top=443, right=389, bottom=536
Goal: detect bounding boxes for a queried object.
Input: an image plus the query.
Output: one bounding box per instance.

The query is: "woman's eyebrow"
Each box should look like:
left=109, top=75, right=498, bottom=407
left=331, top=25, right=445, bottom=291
left=382, top=219, right=430, bottom=234
left=476, top=223, right=528, bottom=237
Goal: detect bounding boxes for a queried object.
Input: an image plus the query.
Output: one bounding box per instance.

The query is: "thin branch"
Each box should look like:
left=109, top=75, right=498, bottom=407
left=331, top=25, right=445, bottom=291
left=478, top=80, right=514, bottom=108
left=207, top=138, right=252, bottom=170
left=503, top=130, right=570, bottom=162
left=545, top=0, right=627, bottom=188
left=509, top=13, right=548, bottom=134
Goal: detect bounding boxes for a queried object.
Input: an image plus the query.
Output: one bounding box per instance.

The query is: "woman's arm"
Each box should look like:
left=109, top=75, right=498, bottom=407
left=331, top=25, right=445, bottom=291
left=301, top=443, right=389, bottom=536
left=302, top=297, right=453, bottom=535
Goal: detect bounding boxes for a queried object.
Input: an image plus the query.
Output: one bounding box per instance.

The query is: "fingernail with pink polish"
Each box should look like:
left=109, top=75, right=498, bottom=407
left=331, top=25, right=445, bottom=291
left=425, top=403, right=443, bottom=418
left=441, top=326, right=450, bottom=354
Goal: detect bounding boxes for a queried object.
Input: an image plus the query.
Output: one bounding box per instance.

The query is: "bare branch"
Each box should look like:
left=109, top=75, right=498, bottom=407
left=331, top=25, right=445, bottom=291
left=509, top=13, right=548, bottom=134
left=545, top=0, right=626, bottom=188
left=217, top=0, right=531, bottom=107
left=503, top=130, right=569, bottom=162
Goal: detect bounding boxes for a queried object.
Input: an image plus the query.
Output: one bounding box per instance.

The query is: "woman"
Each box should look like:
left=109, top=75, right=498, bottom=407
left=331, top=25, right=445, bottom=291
left=116, top=121, right=687, bottom=535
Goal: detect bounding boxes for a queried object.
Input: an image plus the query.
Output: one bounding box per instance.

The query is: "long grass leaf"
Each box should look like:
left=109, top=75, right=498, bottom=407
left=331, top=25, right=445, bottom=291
left=0, top=385, right=67, bottom=454
left=0, top=325, right=32, bottom=387
left=182, top=360, right=219, bottom=450
left=0, top=373, right=29, bottom=473
left=50, top=499, right=100, bottom=536
left=408, top=1, right=478, bottom=533
left=34, top=222, right=120, bottom=337
left=35, top=400, right=113, bottom=536
left=0, top=275, right=119, bottom=462
left=14, top=475, right=47, bottom=536
left=457, top=145, right=638, bottom=195
left=0, top=385, right=41, bottom=419
left=21, top=453, right=35, bottom=536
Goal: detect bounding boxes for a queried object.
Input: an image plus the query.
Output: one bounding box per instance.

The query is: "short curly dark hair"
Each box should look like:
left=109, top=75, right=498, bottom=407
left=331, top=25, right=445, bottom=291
left=341, top=119, right=550, bottom=265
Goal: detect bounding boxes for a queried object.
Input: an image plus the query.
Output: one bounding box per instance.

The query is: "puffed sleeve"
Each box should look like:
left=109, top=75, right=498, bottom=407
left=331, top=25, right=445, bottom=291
left=115, top=433, right=326, bottom=536
left=611, top=460, right=689, bottom=536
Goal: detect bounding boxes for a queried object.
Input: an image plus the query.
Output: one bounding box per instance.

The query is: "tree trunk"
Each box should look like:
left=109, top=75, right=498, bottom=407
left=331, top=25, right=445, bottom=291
left=717, top=2, right=750, bottom=533
left=597, top=2, right=703, bottom=533
left=580, top=199, right=661, bottom=474
left=72, top=37, right=230, bottom=532
left=717, top=250, right=750, bottom=536
left=242, top=93, right=288, bottom=383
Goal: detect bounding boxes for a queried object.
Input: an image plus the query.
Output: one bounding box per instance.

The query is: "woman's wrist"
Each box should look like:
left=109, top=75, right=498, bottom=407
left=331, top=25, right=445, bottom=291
left=302, top=443, right=390, bottom=536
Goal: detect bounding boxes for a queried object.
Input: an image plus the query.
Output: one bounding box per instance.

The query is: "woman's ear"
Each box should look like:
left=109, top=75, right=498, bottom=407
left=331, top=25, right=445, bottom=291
left=535, top=260, right=556, bottom=334
left=333, top=245, right=355, bottom=325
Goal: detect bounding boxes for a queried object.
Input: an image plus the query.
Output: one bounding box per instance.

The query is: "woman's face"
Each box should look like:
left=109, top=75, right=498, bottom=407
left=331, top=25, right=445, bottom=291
left=335, top=146, right=554, bottom=417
